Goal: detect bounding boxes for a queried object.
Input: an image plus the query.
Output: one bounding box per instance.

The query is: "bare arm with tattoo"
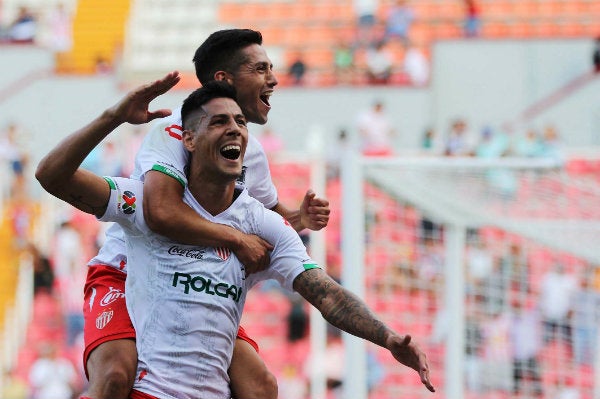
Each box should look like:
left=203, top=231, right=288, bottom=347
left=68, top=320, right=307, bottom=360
left=293, top=268, right=435, bottom=393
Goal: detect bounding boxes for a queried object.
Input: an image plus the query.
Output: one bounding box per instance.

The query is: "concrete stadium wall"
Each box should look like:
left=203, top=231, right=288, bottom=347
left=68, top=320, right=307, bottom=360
left=432, top=38, right=600, bottom=145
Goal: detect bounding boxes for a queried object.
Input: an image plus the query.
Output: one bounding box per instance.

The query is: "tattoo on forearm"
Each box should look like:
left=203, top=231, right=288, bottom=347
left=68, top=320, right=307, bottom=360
left=295, top=270, right=388, bottom=347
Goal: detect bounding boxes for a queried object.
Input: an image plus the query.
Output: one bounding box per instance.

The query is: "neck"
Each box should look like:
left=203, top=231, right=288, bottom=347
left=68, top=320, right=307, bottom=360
left=187, top=172, right=237, bottom=216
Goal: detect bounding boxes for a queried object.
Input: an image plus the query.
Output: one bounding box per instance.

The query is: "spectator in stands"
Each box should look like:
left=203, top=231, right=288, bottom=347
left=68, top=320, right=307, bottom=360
left=420, top=128, right=436, bottom=152
left=28, top=242, right=55, bottom=296
left=0, top=121, right=29, bottom=197
left=326, top=128, right=351, bottom=180
left=463, top=0, right=481, bottom=38
left=481, top=309, right=512, bottom=392
left=508, top=297, right=543, bottom=397
left=539, top=124, right=565, bottom=162
left=288, top=53, right=307, bottom=85
left=466, top=240, right=495, bottom=298
left=286, top=294, right=308, bottom=343
left=383, top=0, right=414, bottom=45
left=500, top=242, right=529, bottom=295
left=593, top=36, right=600, bottom=73
left=365, top=41, right=394, bottom=84
left=511, top=128, right=543, bottom=157
left=356, top=99, right=395, bottom=155
left=94, top=55, right=112, bottom=74
left=444, top=118, right=475, bottom=156
left=539, top=263, right=577, bottom=345
left=570, top=273, right=600, bottom=366
left=353, top=0, right=379, bottom=48
left=475, top=127, right=517, bottom=197
left=46, top=3, right=72, bottom=55
left=8, top=6, right=37, bottom=43
left=403, top=43, right=429, bottom=86
left=28, top=342, right=78, bottom=399
left=333, top=39, right=355, bottom=84
left=475, top=126, right=510, bottom=158
left=257, top=126, right=284, bottom=158
left=52, top=220, right=86, bottom=346
left=8, top=184, right=35, bottom=250
left=464, top=298, right=485, bottom=393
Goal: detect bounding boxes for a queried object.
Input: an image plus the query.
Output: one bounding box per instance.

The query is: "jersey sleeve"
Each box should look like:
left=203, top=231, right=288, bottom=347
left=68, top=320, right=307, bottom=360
left=246, top=205, right=319, bottom=292
left=98, top=177, right=147, bottom=233
left=244, top=135, right=278, bottom=209
left=132, top=108, right=189, bottom=187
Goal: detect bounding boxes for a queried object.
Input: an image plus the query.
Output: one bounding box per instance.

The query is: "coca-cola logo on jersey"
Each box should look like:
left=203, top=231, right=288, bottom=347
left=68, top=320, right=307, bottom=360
left=168, top=246, right=205, bottom=259
left=100, top=287, right=125, bottom=306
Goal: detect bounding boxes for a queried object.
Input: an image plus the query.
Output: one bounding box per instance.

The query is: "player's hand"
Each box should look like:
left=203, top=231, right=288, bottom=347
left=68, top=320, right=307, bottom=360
left=109, top=71, right=181, bottom=125
left=387, top=334, right=435, bottom=393
left=232, top=233, right=274, bottom=275
left=299, top=189, right=330, bottom=231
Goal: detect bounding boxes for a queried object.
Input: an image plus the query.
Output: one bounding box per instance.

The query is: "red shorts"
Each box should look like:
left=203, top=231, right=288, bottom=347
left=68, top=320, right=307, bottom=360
left=129, top=389, right=158, bottom=399
left=83, top=265, right=258, bottom=372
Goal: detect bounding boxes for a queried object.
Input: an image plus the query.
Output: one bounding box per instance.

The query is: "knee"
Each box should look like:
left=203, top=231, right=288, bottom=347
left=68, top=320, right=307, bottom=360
left=88, top=365, right=134, bottom=399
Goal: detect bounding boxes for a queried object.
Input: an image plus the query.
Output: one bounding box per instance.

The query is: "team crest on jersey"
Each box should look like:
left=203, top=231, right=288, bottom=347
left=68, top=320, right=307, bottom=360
left=165, top=124, right=183, bottom=140
left=96, top=309, right=114, bottom=329
left=215, top=247, right=231, bottom=261
left=100, top=287, right=125, bottom=306
left=121, top=191, right=137, bottom=214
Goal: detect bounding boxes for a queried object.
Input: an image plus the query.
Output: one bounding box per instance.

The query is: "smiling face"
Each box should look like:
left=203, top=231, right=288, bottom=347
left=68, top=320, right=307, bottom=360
left=183, top=97, right=248, bottom=183
left=226, top=44, right=278, bottom=125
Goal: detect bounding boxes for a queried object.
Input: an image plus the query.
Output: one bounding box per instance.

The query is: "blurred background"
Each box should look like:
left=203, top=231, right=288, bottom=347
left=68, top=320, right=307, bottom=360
left=0, top=0, right=599, bottom=398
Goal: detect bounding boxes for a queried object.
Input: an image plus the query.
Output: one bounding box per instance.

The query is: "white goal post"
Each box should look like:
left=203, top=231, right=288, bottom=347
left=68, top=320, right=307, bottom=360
left=340, top=149, right=600, bottom=399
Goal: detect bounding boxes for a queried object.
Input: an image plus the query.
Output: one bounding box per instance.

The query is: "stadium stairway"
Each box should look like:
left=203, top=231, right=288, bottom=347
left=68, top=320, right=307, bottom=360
left=56, top=0, right=131, bottom=74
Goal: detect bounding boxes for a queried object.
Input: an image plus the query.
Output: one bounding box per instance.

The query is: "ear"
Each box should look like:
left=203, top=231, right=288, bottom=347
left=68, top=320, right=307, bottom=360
left=182, top=130, right=195, bottom=152
left=214, top=71, right=234, bottom=85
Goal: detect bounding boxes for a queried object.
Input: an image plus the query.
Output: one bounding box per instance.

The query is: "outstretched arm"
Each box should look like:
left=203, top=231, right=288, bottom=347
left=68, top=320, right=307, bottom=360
left=35, top=71, right=181, bottom=216
left=293, top=268, right=435, bottom=393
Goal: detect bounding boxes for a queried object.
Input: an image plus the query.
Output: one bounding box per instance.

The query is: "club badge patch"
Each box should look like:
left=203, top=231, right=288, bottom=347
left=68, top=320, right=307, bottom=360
left=216, top=247, right=231, bottom=261
left=96, top=309, right=114, bottom=329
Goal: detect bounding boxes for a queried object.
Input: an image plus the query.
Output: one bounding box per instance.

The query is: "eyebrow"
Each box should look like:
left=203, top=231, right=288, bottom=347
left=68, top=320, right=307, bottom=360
left=209, top=113, right=246, bottom=120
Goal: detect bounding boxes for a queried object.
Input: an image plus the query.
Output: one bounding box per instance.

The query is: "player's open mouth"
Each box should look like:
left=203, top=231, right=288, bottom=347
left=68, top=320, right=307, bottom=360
left=220, top=144, right=241, bottom=160
left=260, top=92, right=272, bottom=107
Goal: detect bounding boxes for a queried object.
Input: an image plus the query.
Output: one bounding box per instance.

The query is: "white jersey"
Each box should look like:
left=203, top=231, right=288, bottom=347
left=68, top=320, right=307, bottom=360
left=99, top=177, right=316, bottom=399
left=88, top=108, right=279, bottom=272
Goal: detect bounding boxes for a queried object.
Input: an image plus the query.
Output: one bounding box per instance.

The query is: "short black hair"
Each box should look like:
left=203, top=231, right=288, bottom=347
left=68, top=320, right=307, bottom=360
left=181, top=81, right=238, bottom=131
left=193, top=29, right=263, bottom=85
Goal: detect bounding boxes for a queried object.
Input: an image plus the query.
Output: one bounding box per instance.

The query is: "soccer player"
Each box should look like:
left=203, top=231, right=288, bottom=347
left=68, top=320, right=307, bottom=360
left=80, top=29, right=329, bottom=399
left=36, top=74, right=435, bottom=399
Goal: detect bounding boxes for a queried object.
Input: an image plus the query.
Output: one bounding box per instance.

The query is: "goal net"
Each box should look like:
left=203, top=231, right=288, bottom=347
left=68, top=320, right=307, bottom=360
left=339, top=153, right=600, bottom=399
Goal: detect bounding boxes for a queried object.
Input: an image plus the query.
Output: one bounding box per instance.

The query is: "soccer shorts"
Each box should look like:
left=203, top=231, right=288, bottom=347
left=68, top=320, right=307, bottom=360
left=129, top=389, right=158, bottom=399
left=83, top=265, right=259, bottom=375
left=83, top=265, right=133, bottom=376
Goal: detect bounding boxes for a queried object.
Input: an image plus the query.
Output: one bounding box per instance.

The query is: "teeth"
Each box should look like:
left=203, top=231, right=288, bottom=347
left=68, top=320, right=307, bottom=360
left=222, top=145, right=240, bottom=151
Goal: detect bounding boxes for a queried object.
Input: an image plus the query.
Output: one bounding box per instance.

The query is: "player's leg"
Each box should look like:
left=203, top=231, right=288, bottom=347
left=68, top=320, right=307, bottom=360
left=229, top=327, right=278, bottom=399
left=84, top=339, right=138, bottom=399
left=80, top=265, right=138, bottom=399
